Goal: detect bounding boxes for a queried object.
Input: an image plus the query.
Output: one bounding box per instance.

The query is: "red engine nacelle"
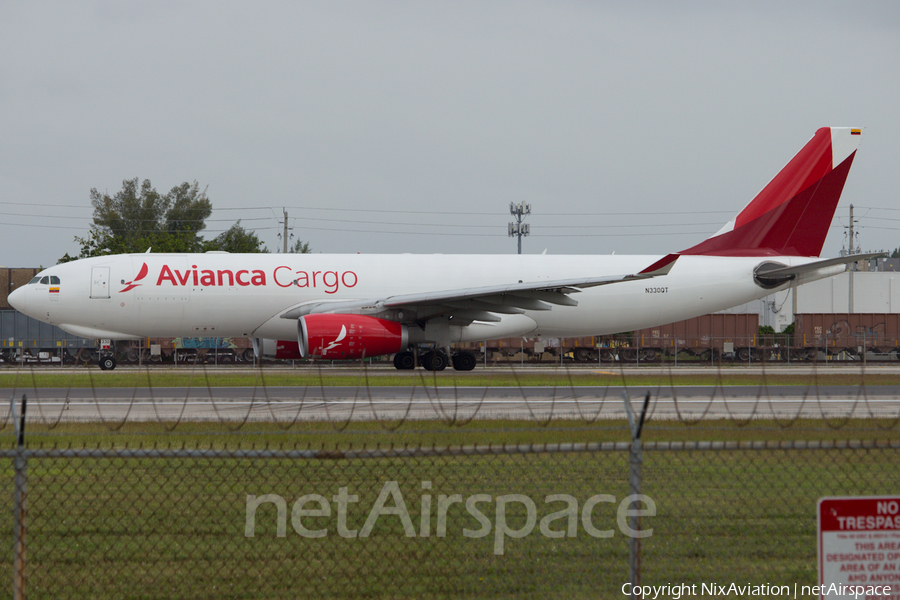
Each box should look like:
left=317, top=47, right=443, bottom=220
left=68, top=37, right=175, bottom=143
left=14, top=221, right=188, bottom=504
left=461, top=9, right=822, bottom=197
left=298, top=314, right=408, bottom=360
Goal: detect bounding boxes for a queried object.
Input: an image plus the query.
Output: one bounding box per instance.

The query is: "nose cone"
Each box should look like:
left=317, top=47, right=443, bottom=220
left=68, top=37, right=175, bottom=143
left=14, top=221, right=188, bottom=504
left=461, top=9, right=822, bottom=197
left=8, top=286, right=28, bottom=314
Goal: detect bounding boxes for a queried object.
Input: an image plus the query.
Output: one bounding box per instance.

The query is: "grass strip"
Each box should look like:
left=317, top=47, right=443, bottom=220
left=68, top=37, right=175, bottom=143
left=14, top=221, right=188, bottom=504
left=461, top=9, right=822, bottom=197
left=1, top=369, right=896, bottom=388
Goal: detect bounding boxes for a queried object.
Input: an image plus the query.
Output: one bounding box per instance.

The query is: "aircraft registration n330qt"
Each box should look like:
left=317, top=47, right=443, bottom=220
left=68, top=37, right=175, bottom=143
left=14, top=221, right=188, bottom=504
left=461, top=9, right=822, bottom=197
left=10, top=127, right=876, bottom=371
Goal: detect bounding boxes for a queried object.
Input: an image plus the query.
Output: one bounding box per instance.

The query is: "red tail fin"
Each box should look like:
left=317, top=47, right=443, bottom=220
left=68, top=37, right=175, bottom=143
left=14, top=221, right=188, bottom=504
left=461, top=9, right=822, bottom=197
left=681, top=127, right=861, bottom=257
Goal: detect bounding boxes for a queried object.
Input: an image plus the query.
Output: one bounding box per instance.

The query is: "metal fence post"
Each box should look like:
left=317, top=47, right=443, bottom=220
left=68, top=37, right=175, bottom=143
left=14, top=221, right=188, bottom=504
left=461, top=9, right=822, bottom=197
left=622, top=391, right=650, bottom=599
left=11, top=394, right=28, bottom=600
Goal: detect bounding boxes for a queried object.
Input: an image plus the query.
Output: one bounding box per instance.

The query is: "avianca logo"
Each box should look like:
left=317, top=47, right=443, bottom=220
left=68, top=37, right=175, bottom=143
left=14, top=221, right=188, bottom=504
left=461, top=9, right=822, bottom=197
left=321, top=325, right=347, bottom=356
left=120, top=263, right=149, bottom=293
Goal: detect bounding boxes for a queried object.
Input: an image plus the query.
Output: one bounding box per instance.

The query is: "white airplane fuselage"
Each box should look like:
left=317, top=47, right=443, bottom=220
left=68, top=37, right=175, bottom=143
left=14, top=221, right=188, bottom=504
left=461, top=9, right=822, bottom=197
left=8, top=127, right=864, bottom=368
left=13, top=252, right=829, bottom=344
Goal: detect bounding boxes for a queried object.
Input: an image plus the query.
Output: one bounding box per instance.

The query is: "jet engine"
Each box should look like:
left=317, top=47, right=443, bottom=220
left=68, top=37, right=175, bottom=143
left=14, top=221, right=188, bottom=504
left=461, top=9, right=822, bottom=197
left=298, top=314, right=408, bottom=360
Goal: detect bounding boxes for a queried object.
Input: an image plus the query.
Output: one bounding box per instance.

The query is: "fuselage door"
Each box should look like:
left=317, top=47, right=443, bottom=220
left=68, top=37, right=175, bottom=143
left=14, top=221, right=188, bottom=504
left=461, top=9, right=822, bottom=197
left=91, top=266, right=110, bottom=299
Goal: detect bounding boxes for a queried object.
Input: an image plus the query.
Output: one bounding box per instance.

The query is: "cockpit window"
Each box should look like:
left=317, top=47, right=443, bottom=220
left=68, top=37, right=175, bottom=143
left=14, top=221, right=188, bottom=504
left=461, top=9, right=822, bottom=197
left=39, top=276, right=50, bottom=285
left=28, top=277, right=41, bottom=284
left=50, top=276, right=60, bottom=285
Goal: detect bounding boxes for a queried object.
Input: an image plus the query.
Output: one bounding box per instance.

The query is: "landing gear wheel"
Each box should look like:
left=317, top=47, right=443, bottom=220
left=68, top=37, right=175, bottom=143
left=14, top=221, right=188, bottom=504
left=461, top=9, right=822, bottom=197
left=451, top=351, right=477, bottom=371
left=421, top=350, right=448, bottom=371
left=99, top=356, right=117, bottom=371
left=393, top=351, right=416, bottom=370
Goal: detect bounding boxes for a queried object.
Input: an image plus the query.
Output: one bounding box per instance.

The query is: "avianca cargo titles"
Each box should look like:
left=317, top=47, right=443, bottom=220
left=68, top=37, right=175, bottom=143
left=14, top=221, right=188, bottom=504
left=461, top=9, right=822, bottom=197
left=151, top=264, right=358, bottom=292
left=9, top=127, right=877, bottom=371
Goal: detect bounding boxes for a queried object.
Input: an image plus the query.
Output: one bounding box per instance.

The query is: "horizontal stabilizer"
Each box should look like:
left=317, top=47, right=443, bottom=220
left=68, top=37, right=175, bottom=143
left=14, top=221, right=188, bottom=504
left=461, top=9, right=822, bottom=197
left=757, top=252, right=885, bottom=280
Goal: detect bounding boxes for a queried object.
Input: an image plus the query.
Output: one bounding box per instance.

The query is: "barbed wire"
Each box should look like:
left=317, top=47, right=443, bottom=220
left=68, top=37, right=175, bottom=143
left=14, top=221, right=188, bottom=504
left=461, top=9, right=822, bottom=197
left=5, top=355, right=900, bottom=436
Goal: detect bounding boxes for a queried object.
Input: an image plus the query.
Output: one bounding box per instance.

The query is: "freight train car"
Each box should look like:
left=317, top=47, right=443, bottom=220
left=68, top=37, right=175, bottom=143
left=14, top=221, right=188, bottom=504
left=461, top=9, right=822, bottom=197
left=0, top=315, right=257, bottom=366
left=793, top=313, right=900, bottom=358
left=453, top=314, right=761, bottom=364
left=478, top=313, right=897, bottom=364
left=0, top=309, right=97, bottom=364
left=629, top=313, right=762, bottom=362
left=141, top=336, right=254, bottom=364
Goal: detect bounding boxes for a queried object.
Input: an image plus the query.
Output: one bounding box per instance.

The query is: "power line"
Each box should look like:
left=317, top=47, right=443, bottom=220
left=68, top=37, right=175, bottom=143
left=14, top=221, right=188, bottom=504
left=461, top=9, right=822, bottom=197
left=217, top=204, right=737, bottom=217
left=0, top=205, right=727, bottom=230
left=0, top=221, right=276, bottom=234
left=0, top=200, right=737, bottom=218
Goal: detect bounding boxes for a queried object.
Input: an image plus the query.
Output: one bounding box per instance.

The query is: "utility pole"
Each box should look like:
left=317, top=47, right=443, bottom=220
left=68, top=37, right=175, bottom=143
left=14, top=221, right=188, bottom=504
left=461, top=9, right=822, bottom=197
left=843, top=204, right=859, bottom=256
left=846, top=204, right=860, bottom=313
left=508, top=202, right=531, bottom=254
left=277, top=208, right=294, bottom=253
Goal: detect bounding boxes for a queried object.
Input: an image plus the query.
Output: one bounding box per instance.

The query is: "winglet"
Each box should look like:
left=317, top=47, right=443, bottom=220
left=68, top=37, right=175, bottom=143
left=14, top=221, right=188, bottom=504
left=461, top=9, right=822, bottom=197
left=638, top=253, right=679, bottom=276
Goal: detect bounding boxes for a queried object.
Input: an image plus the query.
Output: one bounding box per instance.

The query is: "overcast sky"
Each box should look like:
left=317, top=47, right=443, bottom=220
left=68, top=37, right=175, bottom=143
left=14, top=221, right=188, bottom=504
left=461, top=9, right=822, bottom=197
left=2, top=1, right=899, bottom=267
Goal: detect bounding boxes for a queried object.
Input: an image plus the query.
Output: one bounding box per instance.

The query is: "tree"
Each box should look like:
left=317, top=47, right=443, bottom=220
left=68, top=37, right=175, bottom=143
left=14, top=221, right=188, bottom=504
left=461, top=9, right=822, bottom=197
left=289, top=239, right=311, bottom=254
left=205, top=221, right=269, bottom=253
left=59, top=178, right=212, bottom=262
left=57, top=177, right=292, bottom=261
left=164, top=181, right=212, bottom=241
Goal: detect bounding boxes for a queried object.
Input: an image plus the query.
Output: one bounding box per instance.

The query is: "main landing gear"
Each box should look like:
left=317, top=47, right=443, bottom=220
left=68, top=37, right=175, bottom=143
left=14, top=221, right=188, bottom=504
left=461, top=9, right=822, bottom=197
left=392, top=348, right=477, bottom=371
left=392, top=350, right=416, bottom=370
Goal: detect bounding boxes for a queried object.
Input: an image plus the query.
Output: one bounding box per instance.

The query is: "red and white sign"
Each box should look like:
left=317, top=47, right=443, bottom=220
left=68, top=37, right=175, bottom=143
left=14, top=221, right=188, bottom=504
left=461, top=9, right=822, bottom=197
left=819, top=496, right=900, bottom=599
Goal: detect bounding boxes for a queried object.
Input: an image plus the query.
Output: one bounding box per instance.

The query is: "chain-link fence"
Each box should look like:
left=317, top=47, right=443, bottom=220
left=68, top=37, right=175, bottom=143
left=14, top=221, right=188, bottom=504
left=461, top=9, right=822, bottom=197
left=4, top=440, right=899, bottom=599
left=3, top=362, right=900, bottom=599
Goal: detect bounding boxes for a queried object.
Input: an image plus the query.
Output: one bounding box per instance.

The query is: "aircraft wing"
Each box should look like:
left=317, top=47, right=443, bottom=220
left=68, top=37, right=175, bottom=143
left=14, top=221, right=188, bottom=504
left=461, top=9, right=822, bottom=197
left=280, top=257, right=677, bottom=324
